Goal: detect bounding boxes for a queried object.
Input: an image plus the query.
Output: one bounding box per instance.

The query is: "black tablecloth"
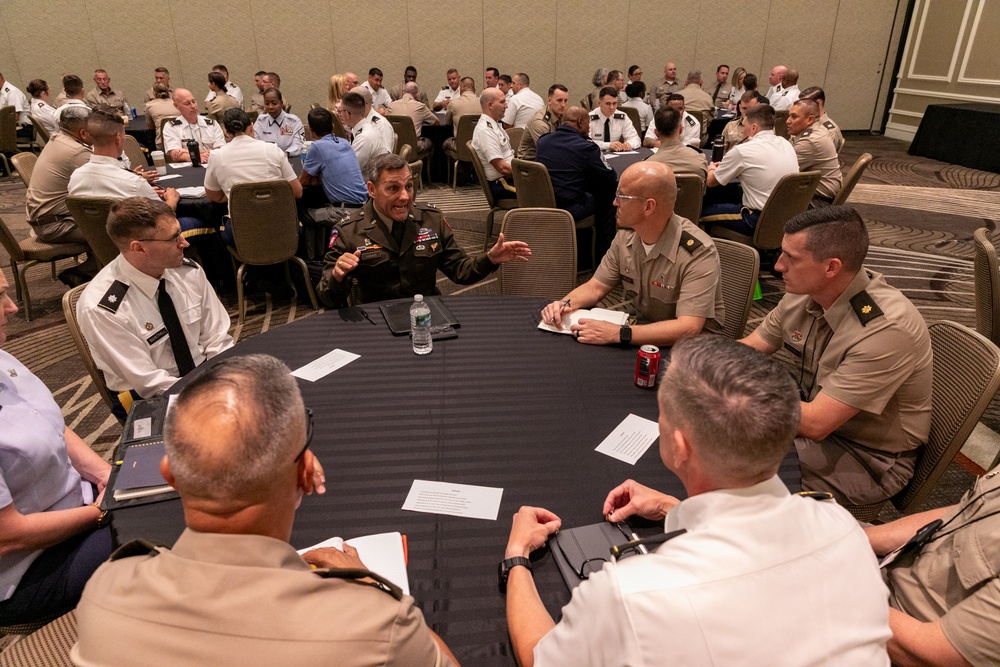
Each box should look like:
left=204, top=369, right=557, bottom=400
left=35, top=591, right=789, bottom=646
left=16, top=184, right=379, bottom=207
left=909, top=103, right=1000, bottom=173
left=607, top=147, right=654, bottom=176
left=111, top=295, right=800, bottom=665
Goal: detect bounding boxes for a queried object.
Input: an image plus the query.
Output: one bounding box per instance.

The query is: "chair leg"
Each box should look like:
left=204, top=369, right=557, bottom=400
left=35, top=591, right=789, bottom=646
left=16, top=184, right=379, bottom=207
left=50, top=260, right=57, bottom=281
left=292, top=257, right=320, bottom=311
left=235, top=263, right=248, bottom=326
left=483, top=209, right=495, bottom=252
left=10, top=259, right=22, bottom=302
left=452, top=159, right=459, bottom=192
left=15, top=264, right=32, bottom=322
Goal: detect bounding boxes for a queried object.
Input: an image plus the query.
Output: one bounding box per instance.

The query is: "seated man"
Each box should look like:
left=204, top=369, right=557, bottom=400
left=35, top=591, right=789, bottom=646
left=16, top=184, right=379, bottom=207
left=645, top=106, right=708, bottom=182
left=502, top=73, right=544, bottom=129
left=705, top=64, right=733, bottom=108
left=317, top=153, right=530, bottom=307
left=866, top=473, right=1000, bottom=666
left=516, top=84, right=568, bottom=161
left=298, top=108, right=367, bottom=208
left=787, top=99, right=842, bottom=204
left=620, top=81, right=653, bottom=133
left=360, top=67, right=392, bottom=113
left=541, top=162, right=724, bottom=347
left=502, top=335, right=891, bottom=666
left=701, top=104, right=798, bottom=235
left=340, top=91, right=393, bottom=176
left=442, top=77, right=480, bottom=157
left=432, top=68, right=459, bottom=110
left=800, top=86, right=845, bottom=152
left=741, top=206, right=932, bottom=506
left=772, top=68, right=801, bottom=112
left=678, top=70, right=714, bottom=117
left=471, top=88, right=516, bottom=202
left=72, top=354, right=457, bottom=666
left=141, top=67, right=172, bottom=104
left=77, top=198, right=232, bottom=416
left=84, top=69, right=129, bottom=117
left=588, top=87, right=640, bottom=152
left=643, top=94, right=699, bottom=148
left=385, top=82, right=439, bottom=158
left=721, top=90, right=759, bottom=152
left=535, top=107, right=617, bottom=261
left=163, top=88, right=226, bottom=163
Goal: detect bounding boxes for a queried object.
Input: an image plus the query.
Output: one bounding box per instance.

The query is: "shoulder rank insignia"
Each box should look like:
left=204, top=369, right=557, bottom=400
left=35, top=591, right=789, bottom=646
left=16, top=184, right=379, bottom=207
left=314, top=567, right=403, bottom=601
left=823, top=120, right=835, bottom=130
left=850, top=290, right=884, bottom=326
left=441, top=85, right=449, bottom=90
left=98, top=280, right=129, bottom=313
left=796, top=491, right=835, bottom=501
left=543, top=111, right=552, bottom=123
left=800, top=129, right=812, bottom=138
left=170, top=118, right=183, bottom=125
left=685, top=115, right=696, bottom=126
left=613, top=111, right=625, bottom=119
left=181, top=257, right=196, bottom=267
left=589, top=111, right=599, bottom=119
left=679, top=230, right=703, bottom=254
left=371, top=115, right=381, bottom=123
left=485, top=120, right=493, bottom=128
left=204, top=118, right=214, bottom=125
left=110, top=539, right=162, bottom=560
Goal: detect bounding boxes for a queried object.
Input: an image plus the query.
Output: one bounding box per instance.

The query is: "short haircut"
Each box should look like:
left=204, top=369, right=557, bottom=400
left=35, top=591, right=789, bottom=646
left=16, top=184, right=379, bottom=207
left=628, top=65, right=641, bottom=77
left=155, top=67, right=170, bottom=75
left=58, top=104, right=90, bottom=132
left=800, top=86, right=826, bottom=104
left=222, top=108, right=252, bottom=135
left=164, top=354, right=304, bottom=503
left=599, top=85, right=618, bottom=100
left=743, top=73, right=758, bottom=91
left=106, top=197, right=173, bottom=248
left=485, top=67, right=499, bottom=78
left=263, top=87, right=283, bottom=102
left=654, top=106, right=681, bottom=136
left=625, top=81, right=645, bottom=98
left=94, top=69, right=108, bottom=75
left=592, top=68, right=609, bottom=87
left=307, top=107, right=334, bottom=136
left=212, top=64, right=229, bottom=75
left=368, top=67, right=383, bottom=78
left=717, top=64, right=730, bottom=73
left=403, top=81, right=419, bottom=96
left=405, top=66, right=418, bottom=75
left=660, top=335, right=800, bottom=483
left=63, top=74, right=84, bottom=96
left=27, top=79, right=48, bottom=98
left=341, top=91, right=366, bottom=116
left=686, top=69, right=702, bottom=83
left=265, top=71, right=281, bottom=87
left=86, top=105, right=125, bottom=143
left=368, top=152, right=409, bottom=185
left=548, top=83, right=568, bottom=97
left=784, top=205, right=869, bottom=273
left=255, top=70, right=267, bottom=77
left=208, top=71, right=226, bottom=90
left=744, top=103, right=774, bottom=129
left=792, top=98, right=820, bottom=119
left=460, top=77, right=475, bottom=91
left=666, top=93, right=685, bottom=103
left=783, top=68, right=800, bottom=85
left=607, top=69, right=622, bottom=82
left=739, top=90, right=758, bottom=105
left=446, top=68, right=458, bottom=76
left=515, top=72, right=529, bottom=86
left=499, top=74, right=513, bottom=85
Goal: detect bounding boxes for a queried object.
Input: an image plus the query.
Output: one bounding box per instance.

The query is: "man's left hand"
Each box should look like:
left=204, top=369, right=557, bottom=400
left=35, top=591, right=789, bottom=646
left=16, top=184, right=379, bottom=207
left=571, top=318, right=622, bottom=345
left=302, top=544, right=367, bottom=570
left=505, top=506, right=561, bottom=559
left=136, top=168, right=158, bottom=184
left=487, top=232, right=531, bottom=264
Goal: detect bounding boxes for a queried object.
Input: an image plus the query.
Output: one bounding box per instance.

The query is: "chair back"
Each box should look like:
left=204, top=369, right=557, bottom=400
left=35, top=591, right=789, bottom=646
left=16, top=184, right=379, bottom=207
left=974, top=228, right=1000, bottom=346
left=620, top=106, right=643, bottom=141
left=28, top=114, right=50, bottom=144
left=310, top=102, right=322, bottom=110
left=511, top=158, right=556, bottom=208
left=399, top=144, right=413, bottom=163
left=454, top=114, right=480, bottom=162
left=892, top=321, right=1000, bottom=513
left=0, top=215, right=26, bottom=262
left=228, top=180, right=299, bottom=265
left=65, top=196, right=120, bottom=267
left=751, top=171, right=821, bottom=250
left=498, top=208, right=576, bottom=299
left=247, top=110, right=259, bottom=125
left=158, top=117, right=176, bottom=157
left=831, top=152, right=873, bottom=206
left=330, top=111, right=349, bottom=140
left=673, top=174, right=705, bottom=224
left=467, top=140, right=498, bottom=208
left=10, top=151, right=37, bottom=188
left=0, top=105, right=18, bottom=153
left=386, top=115, right=418, bottom=156
left=773, top=110, right=790, bottom=139
left=713, top=238, right=759, bottom=339
left=122, top=134, right=147, bottom=169
left=62, top=286, right=119, bottom=415
left=392, top=131, right=400, bottom=155
left=505, top=127, right=524, bottom=151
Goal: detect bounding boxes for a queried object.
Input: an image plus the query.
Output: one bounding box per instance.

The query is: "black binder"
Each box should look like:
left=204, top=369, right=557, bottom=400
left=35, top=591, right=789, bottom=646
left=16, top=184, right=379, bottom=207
left=101, top=397, right=180, bottom=511
left=379, top=297, right=460, bottom=335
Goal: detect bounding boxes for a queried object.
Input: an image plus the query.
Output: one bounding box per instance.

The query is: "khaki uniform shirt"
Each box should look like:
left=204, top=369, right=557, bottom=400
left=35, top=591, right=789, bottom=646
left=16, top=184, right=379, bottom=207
left=84, top=87, right=129, bottom=115
left=389, top=83, right=430, bottom=107
left=820, top=113, right=845, bottom=153
left=653, top=79, right=682, bottom=108
left=205, top=91, right=240, bottom=118
left=142, top=86, right=173, bottom=104
left=704, top=81, right=733, bottom=108
left=646, top=138, right=708, bottom=182
left=790, top=122, right=843, bottom=199
left=755, top=268, right=932, bottom=457
left=249, top=91, right=265, bottom=113
left=593, top=214, right=724, bottom=332
left=443, top=91, right=480, bottom=129
left=71, top=530, right=452, bottom=667
left=143, top=98, right=179, bottom=151
left=722, top=117, right=745, bottom=152
left=679, top=83, right=714, bottom=117
left=386, top=93, right=438, bottom=138
left=24, top=131, right=92, bottom=226
left=517, top=106, right=559, bottom=160
left=886, top=468, right=1000, bottom=667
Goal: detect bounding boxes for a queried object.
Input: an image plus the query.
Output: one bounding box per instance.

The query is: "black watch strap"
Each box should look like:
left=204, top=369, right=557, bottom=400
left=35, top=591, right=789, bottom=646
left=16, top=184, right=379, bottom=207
left=620, top=324, right=632, bottom=345
left=498, top=556, right=532, bottom=593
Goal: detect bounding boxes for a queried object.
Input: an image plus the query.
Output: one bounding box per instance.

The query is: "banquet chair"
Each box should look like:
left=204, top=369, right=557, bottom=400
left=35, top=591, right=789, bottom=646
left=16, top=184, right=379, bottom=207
left=28, top=114, right=50, bottom=145
left=0, top=105, right=21, bottom=179
left=0, top=216, right=86, bottom=321
left=773, top=110, right=790, bottom=140
left=65, top=197, right=120, bottom=268
left=831, top=152, right=873, bottom=206
left=973, top=228, right=1000, bottom=347
left=0, top=610, right=76, bottom=659
left=844, top=321, right=1000, bottom=521
left=122, top=135, right=148, bottom=169
left=10, top=152, right=36, bottom=188
left=673, top=174, right=705, bottom=224
left=504, top=127, right=524, bottom=153
left=713, top=238, right=759, bottom=339
left=227, top=180, right=319, bottom=326
left=330, top=112, right=349, bottom=140
left=497, top=208, right=576, bottom=300
left=63, top=285, right=121, bottom=418
left=398, top=144, right=423, bottom=192
left=620, top=106, right=643, bottom=141
left=385, top=114, right=432, bottom=178
left=467, top=140, right=518, bottom=251
left=444, top=114, right=479, bottom=191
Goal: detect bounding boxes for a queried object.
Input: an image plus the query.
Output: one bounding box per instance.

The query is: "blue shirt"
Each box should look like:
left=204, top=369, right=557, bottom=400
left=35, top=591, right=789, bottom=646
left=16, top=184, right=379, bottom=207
left=302, top=134, right=368, bottom=205
left=537, top=125, right=618, bottom=213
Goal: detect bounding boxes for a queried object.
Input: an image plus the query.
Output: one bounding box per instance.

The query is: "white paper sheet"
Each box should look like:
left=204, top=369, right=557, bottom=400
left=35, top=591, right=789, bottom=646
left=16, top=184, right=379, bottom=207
left=402, top=480, right=503, bottom=521
left=132, top=417, right=152, bottom=439
left=298, top=532, right=409, bottom=595
left=537, top=308, right=628, bottom=335
left=595, top=413, right=660, bottom=465
left=176, top=186, right=205, bottom=198
left=169, top=162, right=193, bottom=168
left=154, top=174, right=182, bottom=181
left=291, top=349, right=360, bottom=382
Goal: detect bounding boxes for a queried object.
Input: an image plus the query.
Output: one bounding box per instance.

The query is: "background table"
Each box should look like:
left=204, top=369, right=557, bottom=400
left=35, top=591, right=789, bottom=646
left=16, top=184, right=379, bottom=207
left=607, top=147, right=654, bottom=176
left=909, top=103, right=1000, bottom=173
left=112, top=295, right=800, bottom=665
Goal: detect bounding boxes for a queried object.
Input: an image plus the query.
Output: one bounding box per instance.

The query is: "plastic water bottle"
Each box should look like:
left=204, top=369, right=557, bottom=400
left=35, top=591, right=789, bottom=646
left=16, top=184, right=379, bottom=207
left=410, top=295, right=433, bottom=355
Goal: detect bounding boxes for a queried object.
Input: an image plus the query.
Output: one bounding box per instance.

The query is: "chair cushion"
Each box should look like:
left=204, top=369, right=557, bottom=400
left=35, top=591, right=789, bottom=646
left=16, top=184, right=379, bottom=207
left=20, top=238, right=89, bottom=262
left=706, top=225, right=753, bottom=246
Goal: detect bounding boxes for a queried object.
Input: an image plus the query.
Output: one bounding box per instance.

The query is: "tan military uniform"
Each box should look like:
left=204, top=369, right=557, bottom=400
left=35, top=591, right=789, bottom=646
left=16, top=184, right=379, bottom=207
left=517, top=106, right=558, bottom=160
left=84, top=87, right=129, bottom=115
left=645, top=138, right=708, bottom=182
left=704, top=81, right=733, bottom=108
left=142, top=86, right=173, bottom=104
left=71, top=530, right=453, bottom=666
left=721, top=117, right=745, bottom=152
left=593, top=214, right=724, bottom=332
left=388, top=83, right=430, bottom=107
left=653, top=79, right=682, bottom=108
left=755, top=269, right=933, bottom=505
left=886, top=468, right=1000, bottom=666
left=679, top=83, right=714, bottom=117
left=820, top=113, right=845, bottom=153
left=386, top=94, right=437, bottom=139
left=24, top=132, right=92, bottom=241
left=443, top=91, right=480, bottom=129
left=205, top=91, right=240, bottom=119
left=249, top=91, right=265, bottom=113
left=144, top=98, right=179, bottom=151
left=790, top=122, right=843, bottom=200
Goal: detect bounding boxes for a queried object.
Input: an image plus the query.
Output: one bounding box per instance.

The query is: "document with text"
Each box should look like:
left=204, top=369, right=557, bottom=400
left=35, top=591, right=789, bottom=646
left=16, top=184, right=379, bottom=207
left=402, top=480, right=503, bottom=521
left=538, top=308, right=628, bottom=335
left=291, top=349, right=360, bottom=382
left=298, top=532, right=409, bottom=595
left=595, top=413, right=660, bottom=465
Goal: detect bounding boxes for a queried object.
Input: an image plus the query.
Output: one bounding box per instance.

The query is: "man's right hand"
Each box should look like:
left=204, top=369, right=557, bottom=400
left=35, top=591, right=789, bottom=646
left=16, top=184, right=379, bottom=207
left=541, top=300, right=573, bottom=327
left=332, top=250, right=361, bottom=282
left=161, top=188, right=180, bottom=209
left=603, top=479, right=680, bottom=522
left=302, top=544, right=367, bottom=570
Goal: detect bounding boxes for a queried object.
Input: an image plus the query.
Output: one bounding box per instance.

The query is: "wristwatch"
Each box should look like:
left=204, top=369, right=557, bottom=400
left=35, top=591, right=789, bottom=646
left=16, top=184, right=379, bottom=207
left=497, top=556, right=532, bottom=593
left=619, top=324, right=632, bottom=345
left=90, top=501, right=109, bottom=527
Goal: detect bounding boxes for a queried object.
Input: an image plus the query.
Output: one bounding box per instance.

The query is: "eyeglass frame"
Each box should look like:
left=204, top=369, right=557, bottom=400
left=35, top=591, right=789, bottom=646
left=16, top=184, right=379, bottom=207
left=294, top=408, right=314, bottom=462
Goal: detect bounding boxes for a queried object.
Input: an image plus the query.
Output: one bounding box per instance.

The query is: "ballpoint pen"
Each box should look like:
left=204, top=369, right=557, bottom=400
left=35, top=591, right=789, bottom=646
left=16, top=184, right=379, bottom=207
left=359, top=309, right=377, bottom=326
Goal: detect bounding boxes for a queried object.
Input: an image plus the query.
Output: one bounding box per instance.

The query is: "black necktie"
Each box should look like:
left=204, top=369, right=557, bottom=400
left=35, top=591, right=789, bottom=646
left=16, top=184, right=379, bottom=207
left=713, top=83, right=722, bottom=105
left=603, top=118, right=611, bottom=143
left=157, top=278, right=195, bottom=377
left=391, top=220, right=406, bottom=249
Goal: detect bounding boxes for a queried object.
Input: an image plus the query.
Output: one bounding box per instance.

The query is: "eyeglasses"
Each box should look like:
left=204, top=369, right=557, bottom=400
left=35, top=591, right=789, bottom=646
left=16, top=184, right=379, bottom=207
left=614, top=191, right=647, bottom=202
left=294, top=408, right=314, bottom=462
left=138, top=230, right=184, bottom=245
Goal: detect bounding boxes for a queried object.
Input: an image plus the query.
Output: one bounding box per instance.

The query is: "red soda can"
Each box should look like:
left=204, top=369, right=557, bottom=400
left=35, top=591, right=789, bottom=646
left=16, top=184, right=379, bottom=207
left=635, top=345, right=660, bottom=388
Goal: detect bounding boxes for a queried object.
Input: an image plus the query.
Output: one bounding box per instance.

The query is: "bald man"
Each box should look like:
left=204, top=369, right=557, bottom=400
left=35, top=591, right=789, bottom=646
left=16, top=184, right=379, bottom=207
left=471, top=87, right=516, bottom=201
left=772, top=69, right=801, bottom=111
left=541, top=162, right=725, bottom=347
left=162, top=88, right=225, bottom=162
left=765, top=65, right=788, bottom=105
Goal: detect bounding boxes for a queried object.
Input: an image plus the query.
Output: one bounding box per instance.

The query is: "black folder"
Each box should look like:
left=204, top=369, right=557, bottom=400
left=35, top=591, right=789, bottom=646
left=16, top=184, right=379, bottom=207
left=551, top=522, right=638, bottom=591
left=101, top=397, right=179, bottom=511
left=379, top=297, right=460, bottom=335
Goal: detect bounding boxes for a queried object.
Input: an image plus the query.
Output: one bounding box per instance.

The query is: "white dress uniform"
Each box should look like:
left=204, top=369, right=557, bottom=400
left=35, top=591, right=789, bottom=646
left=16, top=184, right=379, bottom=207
left=29, top=97, right=60, bottom=136
left=68, top=154, right=160, bottom=200
left=77, top=255, right=233, bottom=397
left=359, top=81, right=392, bottom=111
left=253, top=110, right=305, bottom=156
left=646, top=111, right=701, bottom=148
left=0, top=82, right=31, bottom=123
left=728, top=86, right=746, bottom=106
left=349, top=112, right=393, bottom=175
left=772, top=84, right=800, bottom=112
left=765, top=83, right=785, bottom=105
left=621, top=96, right=654, bottom=132
left=713, top=129, right=799, bottom=210
left=205, top=82, right=244, bottom=108
left=162, top=115, right=226, bottom=156
left=203, top=134, right=298, bottom=200
left=589, top=108, right=640, bottom=151
left=533, top=476, right=891, bottom=667
left=471, top=115, right=513, bottom=181
left=502, top=87, right=544, bottom=128
left=434, top=85, right=459, bottom=106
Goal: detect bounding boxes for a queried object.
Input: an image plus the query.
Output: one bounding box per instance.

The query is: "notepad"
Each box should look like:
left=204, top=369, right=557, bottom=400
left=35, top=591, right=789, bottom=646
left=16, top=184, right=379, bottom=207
left=113, top=439, right=173, bottom=500
left=298, top=532, right=410, bottom=595
left=537, top=308, right=629, bottom=335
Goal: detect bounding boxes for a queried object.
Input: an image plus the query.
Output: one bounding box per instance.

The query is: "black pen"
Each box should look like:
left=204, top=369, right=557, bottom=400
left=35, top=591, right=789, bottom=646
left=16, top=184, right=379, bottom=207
left=359, top=309, right=377, bottom=326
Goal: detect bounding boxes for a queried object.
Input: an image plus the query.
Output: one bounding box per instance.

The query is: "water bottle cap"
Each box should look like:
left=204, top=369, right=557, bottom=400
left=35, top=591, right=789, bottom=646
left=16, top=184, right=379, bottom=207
left=414, top=294, right=424, bottom=302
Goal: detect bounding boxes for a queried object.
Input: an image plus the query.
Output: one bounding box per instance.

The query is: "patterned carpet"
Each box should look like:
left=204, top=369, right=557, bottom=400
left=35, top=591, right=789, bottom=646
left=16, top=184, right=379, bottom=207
left=2, top=132, right=999, bottom=522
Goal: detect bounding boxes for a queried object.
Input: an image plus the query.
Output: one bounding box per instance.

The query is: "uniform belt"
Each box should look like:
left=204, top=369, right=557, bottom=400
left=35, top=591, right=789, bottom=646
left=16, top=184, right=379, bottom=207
left=741, top=206, right=761, bottom=216
left=332, top=202, right=364, bottom=209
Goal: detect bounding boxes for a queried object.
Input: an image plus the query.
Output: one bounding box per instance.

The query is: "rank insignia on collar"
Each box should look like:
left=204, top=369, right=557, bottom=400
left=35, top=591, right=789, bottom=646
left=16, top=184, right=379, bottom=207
left=145, top=322, right=154, bottom=331
left=850, top=290, right=884, bottom=326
